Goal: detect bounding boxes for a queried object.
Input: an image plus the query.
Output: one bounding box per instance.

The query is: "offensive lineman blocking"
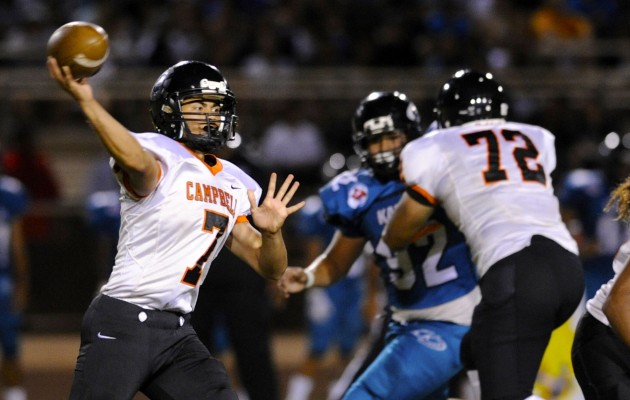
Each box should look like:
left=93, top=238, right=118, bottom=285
left=382, top=70, right=584, bottom=400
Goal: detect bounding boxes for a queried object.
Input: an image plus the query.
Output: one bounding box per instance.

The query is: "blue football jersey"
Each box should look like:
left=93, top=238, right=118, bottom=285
left=319, top=168, right=478, bottom=321
left=0, top=175, right=29, bottom=273
left=85, top=190, right=122, bottom=237
left=295, top=194, right=335, bottom=243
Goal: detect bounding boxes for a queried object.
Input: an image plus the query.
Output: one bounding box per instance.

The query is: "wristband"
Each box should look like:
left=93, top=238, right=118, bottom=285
left=304, top=269, right=315, bottom=289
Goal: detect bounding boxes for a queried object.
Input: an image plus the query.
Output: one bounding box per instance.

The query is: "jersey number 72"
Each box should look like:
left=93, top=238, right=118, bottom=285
left=462, top=129, right=546, bottom=185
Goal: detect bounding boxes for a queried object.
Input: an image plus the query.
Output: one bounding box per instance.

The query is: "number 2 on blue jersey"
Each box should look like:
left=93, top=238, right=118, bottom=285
left=390, top=221, right=458, bottom=289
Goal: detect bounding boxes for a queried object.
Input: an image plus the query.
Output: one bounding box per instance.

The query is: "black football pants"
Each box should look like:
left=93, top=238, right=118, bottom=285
left=69, top=294, right=237, bottom=400
left=572, top=312, right=630, bottom=400
left=464, top=235, right=584, bottom=400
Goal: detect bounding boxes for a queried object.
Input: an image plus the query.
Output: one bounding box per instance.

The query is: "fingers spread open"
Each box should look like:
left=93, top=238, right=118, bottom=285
left=287, top=200, right=306, bottom=215
left=282, top=181, right=300, bottom=205
left=264, top=173, right=278, bottom=201
left=275, top=174, right=294, bottom=200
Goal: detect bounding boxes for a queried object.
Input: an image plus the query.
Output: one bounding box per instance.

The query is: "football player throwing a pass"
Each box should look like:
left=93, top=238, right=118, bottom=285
left=47, top=57, right=304, bottom=400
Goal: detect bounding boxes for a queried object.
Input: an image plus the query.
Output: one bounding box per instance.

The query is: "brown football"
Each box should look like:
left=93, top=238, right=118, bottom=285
left=47, top=21, right=109, bottom=79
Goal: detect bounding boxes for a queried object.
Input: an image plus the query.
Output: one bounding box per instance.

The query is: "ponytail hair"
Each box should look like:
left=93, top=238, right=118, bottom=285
left=605, top=176, right=630, bottom=222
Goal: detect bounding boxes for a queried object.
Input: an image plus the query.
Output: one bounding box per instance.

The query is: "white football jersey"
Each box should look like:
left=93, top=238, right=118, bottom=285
left=587, top=239, right=630, bottom=326
left=400, top=119, right=577, bottom=277
left=101, top=133, right=262, bottom=313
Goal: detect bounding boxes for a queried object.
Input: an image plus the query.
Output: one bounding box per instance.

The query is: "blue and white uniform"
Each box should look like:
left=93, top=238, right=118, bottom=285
left=320, top=168, right=479, bottom=400
left=0, top=175, right=29, bottom=359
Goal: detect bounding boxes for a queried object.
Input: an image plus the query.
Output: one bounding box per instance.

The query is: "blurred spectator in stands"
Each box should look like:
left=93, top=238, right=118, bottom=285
left=1, top=125, right=59, bottom=202
left=0, top=0, right=53, bottom=66
left=566, top=0, right=621, bottom=39
left=529, top=0, right=594, bottom=68
left=1, top=125, right=60, bottom=241
left=531, top=0, right=594, bottom=41
left=468, top=0, right=532, bottom=69
left=1, top=0, right=630, bottom=70
left=0, top=148, right=30, bottom=400
left=415, top=0, right=480, bottom=70
left=258, top=100, right=327, bottom=188
left=149, top=0, right=205, bottom=66
left=240, top=14, right=298, bottom=77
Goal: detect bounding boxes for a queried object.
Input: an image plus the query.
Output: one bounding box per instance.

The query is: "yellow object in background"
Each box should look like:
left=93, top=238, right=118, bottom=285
left=534, top=313, right=584, bottom=400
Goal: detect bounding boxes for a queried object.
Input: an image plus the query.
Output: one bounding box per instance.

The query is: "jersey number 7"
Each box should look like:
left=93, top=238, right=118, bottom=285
left=181, top=210, right=229, bottom=287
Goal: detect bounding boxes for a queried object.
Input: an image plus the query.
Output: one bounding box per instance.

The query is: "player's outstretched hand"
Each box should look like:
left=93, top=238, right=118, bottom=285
left=46, top=56, right=94, bottom=103
left=249, top=173, right=305, bottom=234
left=278, top=266, right=308, bottom=298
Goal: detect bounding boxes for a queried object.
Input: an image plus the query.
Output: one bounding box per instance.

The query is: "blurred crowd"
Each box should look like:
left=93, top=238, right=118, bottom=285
left=1, top=0, right=630, bottom=245
left=0, top=0, right=628, bottom=72
left=1, top=0, right=630, bottom=160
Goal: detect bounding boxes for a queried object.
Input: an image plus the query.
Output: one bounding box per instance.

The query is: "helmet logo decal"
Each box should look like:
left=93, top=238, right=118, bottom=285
left=199, top=79, right=227, bottom=94
left=363, top=115, right=394, bottom=135
left=347, top=183, right=369, bottom=209
left=161, top=104, right=173, bottom=114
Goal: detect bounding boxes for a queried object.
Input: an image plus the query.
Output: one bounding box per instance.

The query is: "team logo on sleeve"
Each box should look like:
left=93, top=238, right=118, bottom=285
left=347, top=183, right=369, bottom=209
left=412, top=328, right=447, bottom=351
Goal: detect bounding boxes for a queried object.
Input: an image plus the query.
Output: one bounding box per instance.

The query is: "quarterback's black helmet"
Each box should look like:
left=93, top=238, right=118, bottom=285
left=149, top=60, right=237, bottom=152
left=435, top=69, right=508, bottom=128
left=352, top=91, right=421, bottom=181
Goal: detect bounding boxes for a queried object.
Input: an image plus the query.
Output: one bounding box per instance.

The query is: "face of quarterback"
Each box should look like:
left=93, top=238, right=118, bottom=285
left=181, top=97, right=222, bottom=135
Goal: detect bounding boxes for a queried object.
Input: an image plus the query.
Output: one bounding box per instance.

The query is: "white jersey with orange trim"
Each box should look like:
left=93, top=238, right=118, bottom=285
left=400, top=119, right=577, bottom=277
left=587, top=239, right=630, bottom=325
left=101, top=132, right=262, bottom=313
